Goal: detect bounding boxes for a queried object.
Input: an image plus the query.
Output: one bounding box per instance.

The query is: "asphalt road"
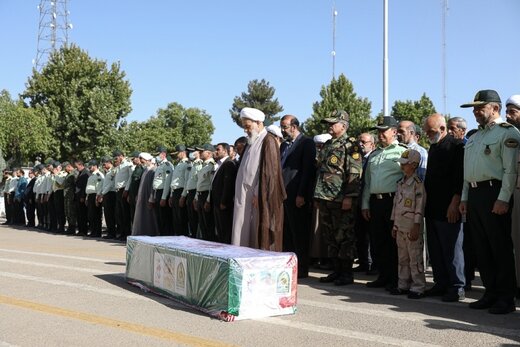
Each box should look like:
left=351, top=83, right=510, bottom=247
left=0, top=225, right=519, bottom=347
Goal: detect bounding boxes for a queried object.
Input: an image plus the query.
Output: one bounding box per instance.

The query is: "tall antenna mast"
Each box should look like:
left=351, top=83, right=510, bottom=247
left=34, top=0, right=73, bottom=71
left=383, top=0, right=389, bottom=117
left=442, top=0, right=449, bottom=115
left=331, top=2, right=337, bottom=80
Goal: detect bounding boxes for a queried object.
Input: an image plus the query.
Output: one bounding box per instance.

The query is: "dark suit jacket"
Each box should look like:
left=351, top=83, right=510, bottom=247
left=280, top=134, right=316, bottom=201
left=75, top=168, right=90, bottom=200
left=210, top=157, right=237, bottom=207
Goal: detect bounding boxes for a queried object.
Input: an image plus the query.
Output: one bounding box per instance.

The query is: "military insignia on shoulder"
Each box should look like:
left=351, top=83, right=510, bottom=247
left=505, top=138, right=519, bottom=148
left=500, top=123, right=513, bottom=128
left=349, top=137, right=356, bottom=142
left=414, top=176, right=422, bottom=183
left=329, top=155, right=339, bottom=165
left=404, top=199, right=412, bottom=207
left=352, top=153, right=360, bottom=160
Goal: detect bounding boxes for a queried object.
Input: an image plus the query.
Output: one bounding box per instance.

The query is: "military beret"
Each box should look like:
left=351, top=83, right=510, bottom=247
left=195, top=144, right=216, bottom=152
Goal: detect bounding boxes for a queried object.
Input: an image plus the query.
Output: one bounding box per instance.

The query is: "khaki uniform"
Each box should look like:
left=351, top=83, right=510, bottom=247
left=391, top=174, right=426, bottom=294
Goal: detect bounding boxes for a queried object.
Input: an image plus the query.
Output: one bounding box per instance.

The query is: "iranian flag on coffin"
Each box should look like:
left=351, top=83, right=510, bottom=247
left=126, top=236, right=298, bottom=321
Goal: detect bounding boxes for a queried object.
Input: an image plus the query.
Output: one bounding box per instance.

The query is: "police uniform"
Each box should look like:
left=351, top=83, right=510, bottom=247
left=391, top=151, right=426, bottom=296
left=85, top=165, right=104, bottom=237
left=460, top=90, right=520, bottom=314
left=182, top=156, right=203, bottom=237
left=170, top=147, right=189, bottom=236
left=195, top=149, right=216, bottom=241
left=151, top=151, right=174, bottom=235
left=314, top=111, right=362, bottom=286
left=361, top=117, right=407, bottom=289
left=114, top=154, right=133, bottom=239
left=101, top=159, right=117, bottom=239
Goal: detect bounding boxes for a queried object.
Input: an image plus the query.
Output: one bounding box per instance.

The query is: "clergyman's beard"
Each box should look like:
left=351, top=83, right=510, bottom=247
left=247, top=128, right=260, bottom=145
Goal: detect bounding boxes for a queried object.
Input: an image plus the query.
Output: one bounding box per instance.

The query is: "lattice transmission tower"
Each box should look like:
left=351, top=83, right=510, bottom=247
left=34, top=0, right=73, bottom=71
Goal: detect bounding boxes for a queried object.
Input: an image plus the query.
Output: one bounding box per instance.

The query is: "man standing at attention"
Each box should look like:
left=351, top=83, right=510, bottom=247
left=361, top=117, right=407, bottom=290
left=232, top=107, right=286, bottom=251
left=459, top=90, right=520, bottom=314
left=280, top=114, right=316, bottom=278
left=397, top=120, right=428, bottom=181
left=314, top=110, right=362, bottom=285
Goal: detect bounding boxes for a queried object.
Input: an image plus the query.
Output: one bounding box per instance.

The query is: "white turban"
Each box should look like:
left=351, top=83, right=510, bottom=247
left=506, top=95, right=520, bottom=109
left=266, top=124, right=283, bottom=139
left=240, top=107, right=266, bottom=122
left=139, top=152, right=153, bottom=161
left=313, top=133, right=332, bottom=144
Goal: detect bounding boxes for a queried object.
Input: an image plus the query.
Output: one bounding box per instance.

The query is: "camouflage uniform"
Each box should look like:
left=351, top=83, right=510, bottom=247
left=314, top=121, right=362, bottom=284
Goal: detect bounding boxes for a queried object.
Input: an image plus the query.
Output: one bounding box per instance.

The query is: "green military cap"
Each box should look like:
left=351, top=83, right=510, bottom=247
left=129, top=150, right=140, bottom=158
left=36, top=164, right=45, bottom=171
left=61, top=161, right=71, bottom=167
left=155, top=145, right=168, bottom=154
left=87, top=159, right=99, bottom=167
left=195, top=144, right=216, bottom=152
left=371, top=116, right=398, bottom=130
left=44, top=158, right=54, bottom=165
left=53, top=161, right=61, bottom=167
left=100, top=156, right=112, bottom=163
left=112, top=150, right=124, bottom=158
left=321, top=110, right=349, bottom=124
left=186, top=146, right=196, bottom=152
left=172, top=144, right=187, bottom=154
left=460, top=89, right=501, bottom=108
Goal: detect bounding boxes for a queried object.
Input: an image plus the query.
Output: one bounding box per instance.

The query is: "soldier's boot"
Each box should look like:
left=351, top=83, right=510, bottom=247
left=319, top=258, right=342, bottom=283
left=334, top=258, right=354, bottom=286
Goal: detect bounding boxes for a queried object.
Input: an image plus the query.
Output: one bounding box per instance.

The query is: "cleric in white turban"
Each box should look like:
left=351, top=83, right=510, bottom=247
left=232, top=107, right=286, bottom=251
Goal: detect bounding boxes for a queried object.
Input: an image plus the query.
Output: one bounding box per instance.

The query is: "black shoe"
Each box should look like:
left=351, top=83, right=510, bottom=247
left=408, top=291, right=425, bottom=299
left=425, top=285, right=446, bottom=297
left=102, top=234, right=116, bottom=240
left=366, top=278, right=388, bottom=288
left=352, top=265, right=368, bottom=273
left=464, top=283, right=472, bottom=292
left=469, top=296, right=496, bottom=310
left=488, top=300, right=516, bottom=314
left=297, top=271, right=309, bottom=279
left=389, top=288, right=409, bottom=295
left=89, top=233, right=101, bottom=238
left=334, top=273, right=354, bottom=286
left=442, top=289, right=465, bottom=302
left=320, top=272, right=341, bottom=283
left=366, top=268, right=379, bottom=276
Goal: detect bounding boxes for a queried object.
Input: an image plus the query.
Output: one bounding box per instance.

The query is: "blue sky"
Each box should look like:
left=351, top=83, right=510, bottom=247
left=1, top=0, right=519, bottom=144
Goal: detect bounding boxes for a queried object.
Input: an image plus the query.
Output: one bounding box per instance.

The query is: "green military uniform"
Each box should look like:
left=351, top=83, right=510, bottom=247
left=195, top=155, right=216, bottom=241
left=314, top=110, right=363, bottom=286
left=182, top=157, right=203, bottom=237
left=170, top=153, right=190, bottom=235
left=152, top=153, right=174, bottom=235
left=85, top=167, right=104, bottom=237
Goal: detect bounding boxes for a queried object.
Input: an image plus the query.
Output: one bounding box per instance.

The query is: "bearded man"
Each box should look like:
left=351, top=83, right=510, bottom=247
left=231, top=107, right=286, bottom=251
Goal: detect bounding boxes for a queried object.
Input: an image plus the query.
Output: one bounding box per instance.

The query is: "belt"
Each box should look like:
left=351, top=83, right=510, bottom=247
left=197, top=191, right=209, bottom=196
left=469, top=179, right=501, bottom=188
left=370, top=192, right=395, bottom=200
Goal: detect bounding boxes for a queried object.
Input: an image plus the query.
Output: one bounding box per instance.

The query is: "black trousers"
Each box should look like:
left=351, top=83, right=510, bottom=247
left=25, top=194, right=35, bottom=227
left=53, top=190, right=65, bottom=231
left=36, top=198, right=44, bottom=227
left=186, top=189, right=198, bottom=238
left=103, top=191, right=117, bottom=237
left=7, top=192, right=15, bottom=224
left=282, top=198, right=312, bottom=276
left=154, top=189, right=173, bottom=236
left=87, top=194, right=102, bottom=236
left=47, top=193, right=57, bottom=231
left=116, top=189, right=131, bottom=237
left=14, top=198, right=25, bottom=225
left=172, top=188, right=189, bottom=236
left=214, top=201, right=234, bottom=244
left=467, top=181, right=516, bottom=300
left=369, top=194, right=398, bottom=286
left=76, top=195, right=88, bottom=235
left=196, top=191, right=215, bottom=241
left=355, top=206, right=372, bottom=269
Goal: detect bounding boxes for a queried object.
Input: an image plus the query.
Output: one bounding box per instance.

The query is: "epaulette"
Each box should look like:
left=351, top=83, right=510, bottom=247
left=499, top=122, right=513, bottom=128
left=413, top=176, right=422, bottom=183
left=398, top=143, right=409, bottom=149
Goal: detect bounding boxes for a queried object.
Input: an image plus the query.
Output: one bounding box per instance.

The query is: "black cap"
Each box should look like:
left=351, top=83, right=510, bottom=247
left=172, top=144, right=186, bottom=154
left=195, top=144, right=216, bottom=152
left=155, top=146, right=167, bottom=154
left=460, top=90, right=501, bottom=108
left=371, top=116, right=398, bottom=130
left=129, top=151, right=140, bottom=158
left=112, top=150, right=124, bottom=158
left=100, top=156, right=112, bottom=164
left=61, top=161, right=71, bottom=167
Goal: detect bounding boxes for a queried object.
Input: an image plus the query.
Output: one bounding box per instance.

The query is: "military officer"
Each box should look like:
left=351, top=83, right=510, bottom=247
left=62, top=162, right=77, bottom=234
left=2, top=170, right=13, bottom=225
left=169, top=145, right=190, bottom=236
left=459, top=90, right=520, bottom=314
left=113, top=150, right=133, bottom=240
left=150, top=146, right=174, bottom=235
left=85, top=160, right=104, bottom=237
left=52, top=162, right=67, bottom=233
left=33, top=166, right=45, bottom=228
left=100, top=156, right=117, bottom=239
left=314, top=110, right=363, bottom=286
left=194, top=144, right=216, bottom=241
left=361, top=116, right=407, bottom=290
left=180, top=149, right=203, bottom=237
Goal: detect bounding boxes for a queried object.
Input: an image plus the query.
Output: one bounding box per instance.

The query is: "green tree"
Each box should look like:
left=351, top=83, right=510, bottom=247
left=119, top=102, right=214, bottom=154
left=389, top=93, right=437, bottom=147
left=303, top=74, right=374, bottom=137
left=230, top=79, right=284, bottom=126
left=22, top=44, right=132, bottom=160
left=0, top=90, right=53, bottom=167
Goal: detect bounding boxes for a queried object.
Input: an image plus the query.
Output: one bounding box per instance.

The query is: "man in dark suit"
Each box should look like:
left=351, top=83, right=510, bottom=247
left=280, top=115, right=317, bottom=278
left=210, top=143, right=237, bottom=244
left=74, top=160, right=90, bottom=236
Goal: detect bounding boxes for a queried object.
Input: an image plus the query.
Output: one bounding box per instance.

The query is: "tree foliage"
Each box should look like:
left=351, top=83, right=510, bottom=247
left=22, top=44, right=132, bottom=160
left=230, top=79, right=284, bottom=126
left=118, top=102, right=214, bottom=153
left=303, top=74, right=374, bottom=137
left=0, top=90, right=53, bottom=167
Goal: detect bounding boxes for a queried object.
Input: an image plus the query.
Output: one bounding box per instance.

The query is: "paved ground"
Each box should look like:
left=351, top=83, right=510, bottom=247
left=0, top=225, right=519, bottom=347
